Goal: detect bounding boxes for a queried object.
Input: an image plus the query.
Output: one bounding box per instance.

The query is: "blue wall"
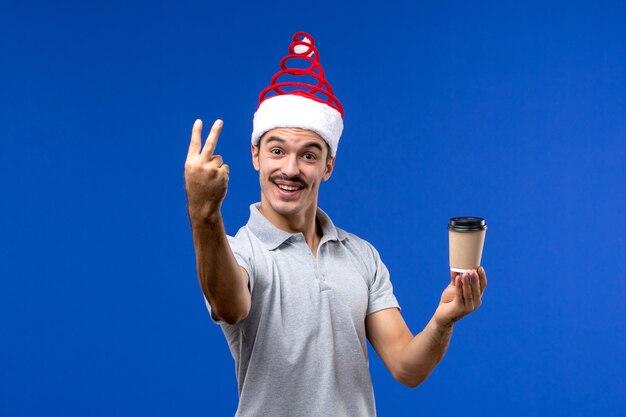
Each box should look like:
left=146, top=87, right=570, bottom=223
left=1, top=1, right=624, bottom=415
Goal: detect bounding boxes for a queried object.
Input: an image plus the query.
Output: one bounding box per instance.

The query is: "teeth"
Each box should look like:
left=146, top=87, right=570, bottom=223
left=277, top=184, right=300, bottom=191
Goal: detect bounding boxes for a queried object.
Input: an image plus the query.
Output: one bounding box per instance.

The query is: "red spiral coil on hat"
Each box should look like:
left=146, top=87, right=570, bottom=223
left=258, top=32, right=344, bottom=117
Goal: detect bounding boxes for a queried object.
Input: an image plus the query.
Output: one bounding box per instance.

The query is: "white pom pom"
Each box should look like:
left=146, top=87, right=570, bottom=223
left=294, top=37, right=314, bottom=57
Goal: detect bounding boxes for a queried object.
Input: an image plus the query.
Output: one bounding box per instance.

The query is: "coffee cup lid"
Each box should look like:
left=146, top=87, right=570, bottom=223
left=449, top=217, right=487, bottom=232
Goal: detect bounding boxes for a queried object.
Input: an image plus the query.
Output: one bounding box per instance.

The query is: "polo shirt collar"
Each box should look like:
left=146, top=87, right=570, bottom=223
left=246, top=203, right=348, bottom=250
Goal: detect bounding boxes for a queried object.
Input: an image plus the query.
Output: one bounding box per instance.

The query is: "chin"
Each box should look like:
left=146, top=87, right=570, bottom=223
left=266, top=193, right=316, bottom=218
left=269, top=200, right=306, bottom=216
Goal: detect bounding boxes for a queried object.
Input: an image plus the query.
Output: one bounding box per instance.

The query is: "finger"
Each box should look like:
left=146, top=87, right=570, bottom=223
left=461, top=273, right=473, bottom=309
left=220, top=163, right=230, bottom=175
left=187, top=119, right=203, bottom=160
left=478, top=266, right=488, bottom=295
left=201, top=119, right=223, bottom=159
left=471, top=270, right=481, bottom=305
left=209, top=155, right=223, bottom=167
left=454, top=275, right=464, bottom=311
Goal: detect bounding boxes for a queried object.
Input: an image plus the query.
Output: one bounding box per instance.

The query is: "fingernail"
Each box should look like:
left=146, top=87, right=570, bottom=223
left=215, top=119, right=223, bottom=126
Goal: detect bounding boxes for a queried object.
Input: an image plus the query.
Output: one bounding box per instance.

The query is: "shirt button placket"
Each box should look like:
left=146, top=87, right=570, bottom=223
left=317, top=245, right=330, bottom=292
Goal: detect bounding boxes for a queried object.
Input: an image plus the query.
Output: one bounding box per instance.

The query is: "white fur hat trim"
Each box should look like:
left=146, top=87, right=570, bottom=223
left=251, top=94, right=343, bottom=157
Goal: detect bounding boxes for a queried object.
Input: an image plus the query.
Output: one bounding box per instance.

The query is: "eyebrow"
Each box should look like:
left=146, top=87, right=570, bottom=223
left=264, top=136, right=287, bottom=145
left=264, top=136, right=324, bottom=152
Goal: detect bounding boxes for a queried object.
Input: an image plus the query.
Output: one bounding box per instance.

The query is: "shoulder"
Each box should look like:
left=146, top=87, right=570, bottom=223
left=334, top=228, right=385, bottom=276
left=338, top=228, right=380, bottom=257
left=228, top=225, right=251, bottom=247
left=227, top=225, right=267, bottom=270
left=228, top=225, right=265, bottom=255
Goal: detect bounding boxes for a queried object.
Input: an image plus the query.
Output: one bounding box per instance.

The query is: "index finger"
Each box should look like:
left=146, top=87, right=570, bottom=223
left=201, top=119, right=224, bottom=158
left=187, top=119, right=203, bottom=160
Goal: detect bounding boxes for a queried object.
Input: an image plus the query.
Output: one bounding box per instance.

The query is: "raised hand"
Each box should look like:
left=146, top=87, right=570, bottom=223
left=433, top=267, right=488, bottom=327
left=184, top=119, right=229, bottom=223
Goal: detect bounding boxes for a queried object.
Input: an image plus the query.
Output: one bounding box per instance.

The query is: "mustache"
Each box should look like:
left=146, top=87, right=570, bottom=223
left=270, top=174, right=307, bottom=188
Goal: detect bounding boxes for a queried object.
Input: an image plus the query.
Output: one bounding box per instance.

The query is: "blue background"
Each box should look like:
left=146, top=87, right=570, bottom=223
left=1, top=1, right=625, bottom=416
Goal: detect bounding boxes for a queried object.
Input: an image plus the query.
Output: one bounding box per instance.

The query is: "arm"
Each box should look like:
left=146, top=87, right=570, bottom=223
left=366, top=268, right=487, bottom=388
left=184, top=119, right=251, bottom=325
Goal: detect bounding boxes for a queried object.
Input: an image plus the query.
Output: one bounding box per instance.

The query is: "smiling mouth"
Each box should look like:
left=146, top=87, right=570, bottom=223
left=274, top=181, right=305, bottom=195
left=276, top=183, right=303, bottom=192
left=271, top=175, right=306, bottom=195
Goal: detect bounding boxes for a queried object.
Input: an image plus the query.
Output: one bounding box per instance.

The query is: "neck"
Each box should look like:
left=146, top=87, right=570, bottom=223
left=258, top=200, right=323, bottom=255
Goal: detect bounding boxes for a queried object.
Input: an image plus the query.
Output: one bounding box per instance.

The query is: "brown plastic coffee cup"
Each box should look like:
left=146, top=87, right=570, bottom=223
left=448, top=217, right=487, bottom=273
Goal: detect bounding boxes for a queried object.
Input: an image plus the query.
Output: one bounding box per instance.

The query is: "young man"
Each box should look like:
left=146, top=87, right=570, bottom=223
left=184, top=33, right=487, bottom=417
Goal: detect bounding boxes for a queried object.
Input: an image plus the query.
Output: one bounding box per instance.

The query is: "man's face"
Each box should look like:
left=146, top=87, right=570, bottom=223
left=252, top=127, right=335, bottom=222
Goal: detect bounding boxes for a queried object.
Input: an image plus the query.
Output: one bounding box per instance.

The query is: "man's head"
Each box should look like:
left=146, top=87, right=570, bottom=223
left=252, top=127, right=335, bottom=222
left=250, top=32, right=342, bottom=223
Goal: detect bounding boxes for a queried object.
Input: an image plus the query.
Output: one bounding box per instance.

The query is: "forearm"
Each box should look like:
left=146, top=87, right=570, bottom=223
left=394, top=317, right=454, bottom=388
left=191, top=213, right=250, bottom=324
left=369, top=270, right=486, bottom=388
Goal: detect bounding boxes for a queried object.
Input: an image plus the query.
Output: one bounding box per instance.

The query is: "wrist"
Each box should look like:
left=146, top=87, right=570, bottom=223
left=428, top=316, right=455, bottom=340
left=189, top=210, right=223, bottom=232
left=187, top=202, right=222, bottom=225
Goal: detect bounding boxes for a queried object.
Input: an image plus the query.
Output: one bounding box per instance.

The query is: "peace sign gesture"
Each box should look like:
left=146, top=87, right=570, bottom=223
left=184, top=119, right=230, bottom=223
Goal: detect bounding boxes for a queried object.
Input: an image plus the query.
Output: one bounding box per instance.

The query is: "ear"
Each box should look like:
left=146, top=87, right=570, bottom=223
left=322, top=156, right=336, bottom=181
left=251, top=144, right=260, bottom=171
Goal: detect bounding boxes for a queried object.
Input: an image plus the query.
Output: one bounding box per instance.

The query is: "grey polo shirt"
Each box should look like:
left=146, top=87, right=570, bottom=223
left=205, top=203, right=400, bottom=417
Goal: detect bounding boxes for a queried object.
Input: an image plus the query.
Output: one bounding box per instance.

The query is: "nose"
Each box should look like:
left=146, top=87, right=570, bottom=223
left=280, top=154, right=300, bottom=178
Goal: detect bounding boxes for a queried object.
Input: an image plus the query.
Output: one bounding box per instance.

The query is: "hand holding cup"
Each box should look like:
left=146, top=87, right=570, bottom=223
left=435, top=267, right=488, bottom=326
left=433, top=217, right=489, bottom=326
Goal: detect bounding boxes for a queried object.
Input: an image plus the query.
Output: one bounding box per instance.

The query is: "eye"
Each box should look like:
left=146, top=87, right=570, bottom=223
left=303, top=153, right=316, bottom=160
left=270, top=148, right=283, bottom=155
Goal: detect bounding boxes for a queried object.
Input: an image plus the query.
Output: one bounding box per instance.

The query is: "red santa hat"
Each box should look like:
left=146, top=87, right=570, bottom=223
left=252, top=32, right=344, bottom=157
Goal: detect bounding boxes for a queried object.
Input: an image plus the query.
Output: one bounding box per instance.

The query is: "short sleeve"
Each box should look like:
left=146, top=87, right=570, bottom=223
left=364, top=242, right=400, bottom=316
left=204, top=232, right=256, bottom=324
left=227, top=234, right=255, bottom=293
